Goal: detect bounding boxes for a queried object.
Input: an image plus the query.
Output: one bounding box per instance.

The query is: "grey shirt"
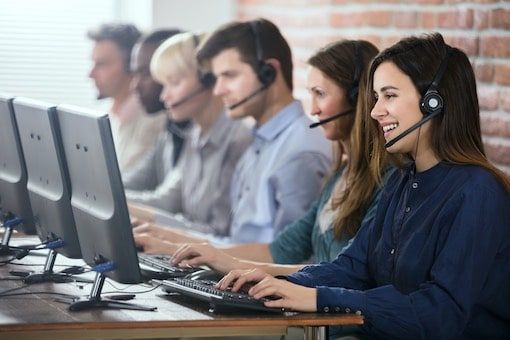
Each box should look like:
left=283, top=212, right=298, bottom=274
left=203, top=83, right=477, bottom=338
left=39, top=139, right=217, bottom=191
left=126, top=113, right=252, bottom=236
left=123, top=121, right=186, bottom=192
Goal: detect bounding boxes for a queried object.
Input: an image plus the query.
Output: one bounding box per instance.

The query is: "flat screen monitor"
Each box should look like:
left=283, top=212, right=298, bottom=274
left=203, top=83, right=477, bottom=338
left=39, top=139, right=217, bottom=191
left=12, top=98, right=81, bottom=261
left=56, top=105, right=141, bottom=285
left=0, top=93, right=35, bottom=235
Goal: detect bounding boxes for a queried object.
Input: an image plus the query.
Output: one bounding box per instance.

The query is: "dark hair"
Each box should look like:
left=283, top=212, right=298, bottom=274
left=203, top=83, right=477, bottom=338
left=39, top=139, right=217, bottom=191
left=365, top=32, right=510, bottom=192
left=87, top=23, right=141, bottom=72
left=197, top=18, right=293, bottom=90
left=139, top=28, right=183, bottom=46
left=309, top=40, right=384, bottom=239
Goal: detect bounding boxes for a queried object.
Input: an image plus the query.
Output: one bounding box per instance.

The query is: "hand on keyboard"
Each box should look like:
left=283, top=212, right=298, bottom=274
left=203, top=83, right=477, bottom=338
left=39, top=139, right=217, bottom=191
left=216, top=268, right=272, bottom=294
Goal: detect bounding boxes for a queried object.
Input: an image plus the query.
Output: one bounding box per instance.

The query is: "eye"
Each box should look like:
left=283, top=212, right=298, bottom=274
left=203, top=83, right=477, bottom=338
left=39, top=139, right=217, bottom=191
left=384, top=93, right=397, bottom=100
left=312, top=88, right=326, bottom=98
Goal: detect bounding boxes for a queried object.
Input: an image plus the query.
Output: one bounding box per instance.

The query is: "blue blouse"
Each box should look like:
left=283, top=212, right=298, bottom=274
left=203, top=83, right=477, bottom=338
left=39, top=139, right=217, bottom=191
left=286, top=162, right=510, bottom=339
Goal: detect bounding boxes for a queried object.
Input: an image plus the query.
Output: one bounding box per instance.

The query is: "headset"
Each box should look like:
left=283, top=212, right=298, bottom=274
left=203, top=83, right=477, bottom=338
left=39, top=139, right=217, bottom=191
left=227, top=20, right=278, bottom=110
left=250, top=20, right=277, bottom=87
left=192, top=34, right=216, bottom=89
left=309, top=41, right=363, bottom=128
left=384, top=46, right=453, bottom=148
left=168, top=34, right=216, bottom=109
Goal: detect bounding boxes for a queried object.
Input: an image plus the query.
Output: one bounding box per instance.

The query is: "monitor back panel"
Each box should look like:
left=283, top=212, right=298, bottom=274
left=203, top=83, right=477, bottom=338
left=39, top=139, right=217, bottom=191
left=13, top=98, right=81, bottom=258
left=0, top=94, right=35, bottom=233
left=57, top=105, right=141, bottom=284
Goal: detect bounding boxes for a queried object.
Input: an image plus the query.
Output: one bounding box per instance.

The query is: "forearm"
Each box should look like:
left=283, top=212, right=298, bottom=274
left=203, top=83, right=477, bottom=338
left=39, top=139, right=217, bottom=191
left=229, top=257, right=304, bottom=276
left=219, top=243, right=273, bottom=262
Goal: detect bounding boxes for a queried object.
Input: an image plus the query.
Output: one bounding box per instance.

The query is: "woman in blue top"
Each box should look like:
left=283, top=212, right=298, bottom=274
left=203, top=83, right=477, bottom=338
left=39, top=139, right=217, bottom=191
left=136, top=40, right=387, bottom=275
left=217, top=33, right=510, bottom=339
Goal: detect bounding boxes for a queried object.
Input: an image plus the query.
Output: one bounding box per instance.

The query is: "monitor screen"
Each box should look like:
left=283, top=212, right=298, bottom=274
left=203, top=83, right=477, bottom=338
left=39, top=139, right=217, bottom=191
left=12, top=98, right=81, bottom=258
left=56, top=105, right=141, bottom=284
left=0, top=93, right=35, bottom=234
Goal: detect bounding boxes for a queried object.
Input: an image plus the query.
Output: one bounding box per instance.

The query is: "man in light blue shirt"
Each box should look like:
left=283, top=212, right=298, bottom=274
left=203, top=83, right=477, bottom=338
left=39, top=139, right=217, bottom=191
left=133, top=18, right=331, bottom=248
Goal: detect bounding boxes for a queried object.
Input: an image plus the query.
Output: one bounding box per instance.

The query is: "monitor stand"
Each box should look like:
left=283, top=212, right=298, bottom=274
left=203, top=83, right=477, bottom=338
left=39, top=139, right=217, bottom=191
left=10, top=248, right=92, bottom=284
left=69, top=272, right=157, bottom=311
left=0, top=216, right=24, bottom=256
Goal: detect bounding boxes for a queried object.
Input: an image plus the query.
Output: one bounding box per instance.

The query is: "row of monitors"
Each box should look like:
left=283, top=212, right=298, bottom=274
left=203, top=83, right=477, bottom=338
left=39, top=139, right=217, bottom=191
left=0, top=93, right=140, bottom=284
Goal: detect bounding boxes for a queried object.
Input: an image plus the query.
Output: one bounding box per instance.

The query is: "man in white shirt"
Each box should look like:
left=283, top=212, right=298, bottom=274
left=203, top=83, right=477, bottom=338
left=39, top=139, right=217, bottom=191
left=88, top=23, right=165, bottom=175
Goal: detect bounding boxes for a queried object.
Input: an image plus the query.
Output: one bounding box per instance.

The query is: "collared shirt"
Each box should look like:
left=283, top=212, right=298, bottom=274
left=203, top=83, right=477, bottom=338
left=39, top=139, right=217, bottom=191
left=228, top=100, right=332, bottom=243
left=123, top=115, right=190, bottom=192
left=127, top=112, right=252, bottom=236
left=109, top=94, right=165, bottom=176
left=286, top=162, right=510, bottom=339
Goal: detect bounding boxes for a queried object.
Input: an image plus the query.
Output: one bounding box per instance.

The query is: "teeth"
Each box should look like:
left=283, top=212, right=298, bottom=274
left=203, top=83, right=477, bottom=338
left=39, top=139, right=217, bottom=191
left=383, top=123, right=398, bottom=133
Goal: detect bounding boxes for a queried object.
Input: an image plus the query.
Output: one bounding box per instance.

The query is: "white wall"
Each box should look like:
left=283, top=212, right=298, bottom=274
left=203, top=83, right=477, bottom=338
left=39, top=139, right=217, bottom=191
left=152, top=0, right=236, bottom=32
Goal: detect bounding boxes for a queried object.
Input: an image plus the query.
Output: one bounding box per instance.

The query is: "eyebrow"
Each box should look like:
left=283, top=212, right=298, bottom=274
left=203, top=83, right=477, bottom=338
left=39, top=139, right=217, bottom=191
left=379, top=85, right=399, bottom=92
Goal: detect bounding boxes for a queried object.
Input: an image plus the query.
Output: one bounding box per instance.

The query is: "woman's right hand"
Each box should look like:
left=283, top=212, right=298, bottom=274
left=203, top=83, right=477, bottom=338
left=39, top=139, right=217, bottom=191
left=216, top=268, right=272, bottom=293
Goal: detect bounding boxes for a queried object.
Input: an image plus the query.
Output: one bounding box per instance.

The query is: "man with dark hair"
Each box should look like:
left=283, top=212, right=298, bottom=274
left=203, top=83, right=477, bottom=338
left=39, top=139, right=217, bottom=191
left=88, top=23, right=165, bottom=176
left=123, top=29, right=192, bottom=199
left=134, top=19, right=331, bottom=245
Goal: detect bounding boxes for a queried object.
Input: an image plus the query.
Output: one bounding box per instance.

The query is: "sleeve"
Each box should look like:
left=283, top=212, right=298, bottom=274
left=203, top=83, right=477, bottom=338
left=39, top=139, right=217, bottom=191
left=285, top=216, right=373, bottom=290
left=314, top=182, right=510, bottom=339
left=125, top=166, right=183, bottom=213
left=123, top=140, right=160, bottom=191
left=269, top=199, right=319, bottom=264
left=270, top=152, right=330, bottom=236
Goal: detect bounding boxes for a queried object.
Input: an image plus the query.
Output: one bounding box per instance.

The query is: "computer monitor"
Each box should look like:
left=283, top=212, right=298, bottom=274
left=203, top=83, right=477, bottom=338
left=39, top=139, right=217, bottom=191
left=0, top=93, right=36, bottom=255
left=56, top=104, right=153, bottom=311
left=12, top=97, right=82, bottom=283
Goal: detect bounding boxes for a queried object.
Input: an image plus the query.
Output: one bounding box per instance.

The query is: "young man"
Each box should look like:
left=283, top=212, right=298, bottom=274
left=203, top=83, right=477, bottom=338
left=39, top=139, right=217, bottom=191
left=88, top=23, right=165, bottom=175
left=122, top=29, right=190, bottom=194
left=134, top=19, right=331, bottom=246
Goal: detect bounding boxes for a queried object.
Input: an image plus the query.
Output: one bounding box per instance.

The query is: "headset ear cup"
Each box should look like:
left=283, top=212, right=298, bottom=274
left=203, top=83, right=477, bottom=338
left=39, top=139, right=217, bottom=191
left=347, top=85, right=359, bottom=106
left=420, top=90, right=443, bottom=116
left=198, top=71, right=216, bottom=89
left=257, top=62, right=277, bottom=87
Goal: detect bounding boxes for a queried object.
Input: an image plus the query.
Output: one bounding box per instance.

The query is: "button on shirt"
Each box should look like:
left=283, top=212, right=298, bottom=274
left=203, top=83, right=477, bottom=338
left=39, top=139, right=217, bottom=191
left=286, top=162, right=510, bottom=339
left=228, top=100, right=332, bottom=243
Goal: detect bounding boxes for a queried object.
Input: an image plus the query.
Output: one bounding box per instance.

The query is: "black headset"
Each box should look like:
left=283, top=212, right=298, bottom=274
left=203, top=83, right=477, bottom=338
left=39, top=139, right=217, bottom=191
left=192, top=34, right=216, bottom=89
left=249, top=20, right=277, bottom=87
left=347, top=41, right=362, bottom=106
left=419, top=46, right=452, bottom=116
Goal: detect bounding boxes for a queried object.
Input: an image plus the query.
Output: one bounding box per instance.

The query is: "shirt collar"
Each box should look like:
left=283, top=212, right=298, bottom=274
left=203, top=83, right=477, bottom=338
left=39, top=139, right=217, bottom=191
left=254, top=100, right=303, bottom=142
left=193, top=111, right=229, bottom=149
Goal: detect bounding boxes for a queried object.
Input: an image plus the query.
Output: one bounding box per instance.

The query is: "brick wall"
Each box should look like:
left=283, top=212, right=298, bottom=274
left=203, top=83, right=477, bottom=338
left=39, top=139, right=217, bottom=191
left=236, top=0, right=510, bottom=174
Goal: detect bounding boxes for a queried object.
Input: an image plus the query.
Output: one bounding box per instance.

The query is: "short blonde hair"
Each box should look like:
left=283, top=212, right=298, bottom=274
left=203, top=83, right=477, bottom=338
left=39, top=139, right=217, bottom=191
left=150, top=32, right=207, bottom=83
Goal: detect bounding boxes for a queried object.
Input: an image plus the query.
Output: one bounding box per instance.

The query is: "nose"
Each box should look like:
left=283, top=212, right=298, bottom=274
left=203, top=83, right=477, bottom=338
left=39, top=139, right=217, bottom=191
left=212, top=77, right=226, bottom=97
left=160, top=84, right=171, bottom=103
left=370, top=97, right=386, bottom=121
left=310, top=97, right=320, bottom=116
left=88, top=66, right=95, bottom=79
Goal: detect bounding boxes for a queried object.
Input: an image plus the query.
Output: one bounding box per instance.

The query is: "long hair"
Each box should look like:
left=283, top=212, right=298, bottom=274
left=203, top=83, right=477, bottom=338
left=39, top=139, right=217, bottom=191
left=365, top=33, right=510, bottom=192
left=309, top=40, right=386, bottom=239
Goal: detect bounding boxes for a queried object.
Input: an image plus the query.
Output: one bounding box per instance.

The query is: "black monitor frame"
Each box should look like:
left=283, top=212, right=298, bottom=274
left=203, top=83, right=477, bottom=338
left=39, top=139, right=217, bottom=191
left=0, top=93, right=36, bottom=255
left=56, top=104, right=154, bottom=311
left=13, top=97, right=83, bottom=284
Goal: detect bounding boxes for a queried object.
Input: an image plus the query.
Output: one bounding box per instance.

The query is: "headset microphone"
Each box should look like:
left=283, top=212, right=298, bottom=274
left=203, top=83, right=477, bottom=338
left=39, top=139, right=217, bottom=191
left=384, top=109, right=441, bottom=148
left=309, top=109, right=354, bottom=128
left=228, top=85, right=269, bottom=110
left=168, top=87, right=208, bottom=109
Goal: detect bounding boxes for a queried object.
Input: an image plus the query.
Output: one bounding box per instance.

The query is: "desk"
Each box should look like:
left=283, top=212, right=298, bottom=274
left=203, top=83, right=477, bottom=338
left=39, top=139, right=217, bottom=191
left=0, top=241, right=363, bottom=340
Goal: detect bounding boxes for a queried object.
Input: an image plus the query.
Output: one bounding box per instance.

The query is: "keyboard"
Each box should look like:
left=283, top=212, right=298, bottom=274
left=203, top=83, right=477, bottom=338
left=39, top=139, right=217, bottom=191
left=138, top=253, right=200, bottom=279
left=159, top=278, right=286, bottom=313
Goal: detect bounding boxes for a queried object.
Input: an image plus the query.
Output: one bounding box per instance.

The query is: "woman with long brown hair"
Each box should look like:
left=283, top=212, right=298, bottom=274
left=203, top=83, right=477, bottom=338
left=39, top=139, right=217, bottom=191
left=217, top=33, right=510, bottom=339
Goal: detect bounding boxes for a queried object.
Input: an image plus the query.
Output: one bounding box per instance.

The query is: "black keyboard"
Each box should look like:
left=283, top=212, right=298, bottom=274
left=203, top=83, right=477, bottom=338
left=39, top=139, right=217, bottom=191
left=138, top=253, right=199, bottom=278
left=159, top=278, right=286, bottom=313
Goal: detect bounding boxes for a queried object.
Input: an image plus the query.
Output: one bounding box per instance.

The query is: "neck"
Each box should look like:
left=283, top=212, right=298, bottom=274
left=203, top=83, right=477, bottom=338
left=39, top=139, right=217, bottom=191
left=412, top=144, right=440, bottom=172
left=194, top=96, right=224, bottom=135
left=254, top=85, right=294, bottom=126
left=110, top=83, right=132, bottom=116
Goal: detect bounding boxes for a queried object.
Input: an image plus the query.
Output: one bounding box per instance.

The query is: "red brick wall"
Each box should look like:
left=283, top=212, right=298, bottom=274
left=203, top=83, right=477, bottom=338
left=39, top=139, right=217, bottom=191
left=236, top=0, right=510, bottom=173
